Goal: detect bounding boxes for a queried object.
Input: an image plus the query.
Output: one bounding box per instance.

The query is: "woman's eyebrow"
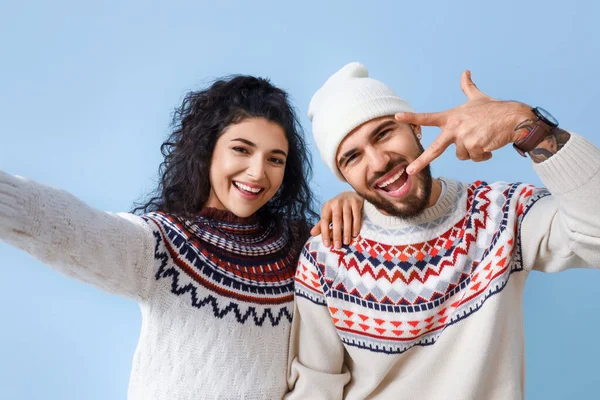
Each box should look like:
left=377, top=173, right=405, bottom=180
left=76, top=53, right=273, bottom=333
left=232, top=138, right=287, bottom=157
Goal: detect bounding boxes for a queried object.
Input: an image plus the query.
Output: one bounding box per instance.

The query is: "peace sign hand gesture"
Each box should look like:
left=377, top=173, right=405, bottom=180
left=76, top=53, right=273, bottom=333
left=395, top=71, right=532, bottom=175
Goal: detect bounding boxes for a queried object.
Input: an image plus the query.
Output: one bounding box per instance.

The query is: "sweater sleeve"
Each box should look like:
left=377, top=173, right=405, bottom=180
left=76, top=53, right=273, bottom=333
left=285, top=241, right=351, bottom=400
left=519, top=133, right=600, bottom=273
left=0, top=170, right=155, bottom=300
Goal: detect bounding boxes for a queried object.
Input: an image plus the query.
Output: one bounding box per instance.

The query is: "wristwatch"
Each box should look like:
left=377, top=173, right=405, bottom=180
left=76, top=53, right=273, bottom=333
left=513, top=106, right=559, bottom=157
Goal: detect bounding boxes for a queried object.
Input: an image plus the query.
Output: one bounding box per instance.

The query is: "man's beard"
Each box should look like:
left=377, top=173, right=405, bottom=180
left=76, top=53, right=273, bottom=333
left=356, top=144, right=433, bottom=218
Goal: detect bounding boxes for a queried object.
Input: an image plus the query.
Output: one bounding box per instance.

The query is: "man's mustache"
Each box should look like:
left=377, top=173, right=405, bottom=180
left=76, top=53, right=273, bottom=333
left=367, top=156, right=410, bottom=188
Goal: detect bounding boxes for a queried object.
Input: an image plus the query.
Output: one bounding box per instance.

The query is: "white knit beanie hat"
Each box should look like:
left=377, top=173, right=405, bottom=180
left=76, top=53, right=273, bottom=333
left=308, top=62, right=414, bottom=180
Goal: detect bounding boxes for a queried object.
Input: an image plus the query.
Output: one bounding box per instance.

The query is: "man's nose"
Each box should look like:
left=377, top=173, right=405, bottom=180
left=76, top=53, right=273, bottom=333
left=366, top=147, right=390, bottom=173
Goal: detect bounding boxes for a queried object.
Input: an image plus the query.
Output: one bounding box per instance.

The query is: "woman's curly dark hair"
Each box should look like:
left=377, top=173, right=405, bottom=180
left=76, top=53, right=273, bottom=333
left=133, top=75, right=319, bottom=239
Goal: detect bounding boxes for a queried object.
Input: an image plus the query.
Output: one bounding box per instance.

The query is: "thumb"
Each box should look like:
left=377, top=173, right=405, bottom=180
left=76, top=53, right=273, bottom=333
left=460, top=70, right=490, bottom=100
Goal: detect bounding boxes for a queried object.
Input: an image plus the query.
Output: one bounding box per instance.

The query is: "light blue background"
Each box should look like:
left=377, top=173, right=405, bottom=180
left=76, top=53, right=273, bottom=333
left=1, top=1, right=599, bottom=399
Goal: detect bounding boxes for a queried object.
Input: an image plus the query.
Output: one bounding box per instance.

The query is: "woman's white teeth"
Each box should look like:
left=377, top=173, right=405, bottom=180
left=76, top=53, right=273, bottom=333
left=378, top=169, right=405, bottom=188
left=234, top=182, right=261, bottom=194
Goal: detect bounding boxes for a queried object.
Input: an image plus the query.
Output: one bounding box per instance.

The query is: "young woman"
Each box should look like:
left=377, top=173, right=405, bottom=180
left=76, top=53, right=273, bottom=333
left=0, top=75, right=362, bottom=399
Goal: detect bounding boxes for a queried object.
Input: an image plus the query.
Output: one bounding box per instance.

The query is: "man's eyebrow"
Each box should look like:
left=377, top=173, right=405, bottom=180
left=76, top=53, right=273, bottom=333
left=368, top=120, right=396, bottom=141
left=338, top=148, right=358, bottom=167
left=231, top=138, right=287, bottom=157
left=338, top=120, right=397, bottom=166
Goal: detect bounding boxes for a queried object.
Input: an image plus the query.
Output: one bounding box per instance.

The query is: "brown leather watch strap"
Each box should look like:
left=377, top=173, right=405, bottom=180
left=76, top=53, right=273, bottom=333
left=512, top=119, right=554, bottom=157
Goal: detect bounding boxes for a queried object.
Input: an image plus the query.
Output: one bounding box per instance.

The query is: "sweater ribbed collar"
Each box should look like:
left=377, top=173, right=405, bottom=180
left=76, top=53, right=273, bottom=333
left=197, top=207, right=259, bottom=226
left=171, top=207, right=293, bottom=256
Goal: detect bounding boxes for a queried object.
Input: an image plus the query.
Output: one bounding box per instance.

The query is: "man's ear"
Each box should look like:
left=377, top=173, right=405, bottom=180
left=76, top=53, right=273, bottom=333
left=410, top=124, right=422, bottom=139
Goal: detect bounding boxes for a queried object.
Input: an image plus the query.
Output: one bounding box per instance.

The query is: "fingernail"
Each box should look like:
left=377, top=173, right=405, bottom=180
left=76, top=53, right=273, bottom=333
left=353, top=232, right=358, bottom=237
left=407, top=166, right=415, bottom=175
left=324, top=239, right=330, bottom=247
left=344, top=237, right=349, bottom=245
left=335, top=241, right=341, bottom=249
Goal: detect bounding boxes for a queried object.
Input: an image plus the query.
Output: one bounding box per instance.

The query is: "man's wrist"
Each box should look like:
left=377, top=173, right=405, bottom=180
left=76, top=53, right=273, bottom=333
left=509, top=102, right=537, bottom=143
left=528, top=128, right=571, bottom=164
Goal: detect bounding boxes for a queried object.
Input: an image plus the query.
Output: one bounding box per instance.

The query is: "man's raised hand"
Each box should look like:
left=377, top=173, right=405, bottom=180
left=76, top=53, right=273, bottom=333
left=395, top=71, right=531, bottom=175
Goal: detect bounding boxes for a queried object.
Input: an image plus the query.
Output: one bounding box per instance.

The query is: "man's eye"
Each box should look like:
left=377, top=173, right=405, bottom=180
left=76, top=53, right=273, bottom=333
left=346, top=153, right=358, bottom=165
left=377, top=129, right=391, bottom=140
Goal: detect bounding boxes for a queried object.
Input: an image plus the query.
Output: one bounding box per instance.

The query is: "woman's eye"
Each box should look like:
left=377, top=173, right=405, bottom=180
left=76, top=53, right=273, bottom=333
left=269, top=157, right=285, bottom=165
left=233, top=146, right=249, bottom=154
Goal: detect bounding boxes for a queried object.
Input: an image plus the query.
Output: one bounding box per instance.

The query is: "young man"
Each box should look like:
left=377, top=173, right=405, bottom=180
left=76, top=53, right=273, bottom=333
left=285, top=62, right=600, bottom=399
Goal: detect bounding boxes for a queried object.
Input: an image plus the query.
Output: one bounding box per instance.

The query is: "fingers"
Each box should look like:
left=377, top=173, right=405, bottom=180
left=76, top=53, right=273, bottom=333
left=342, top=204, right=353, bottom=246
left=407, top=132, right=454, bottom=175
left=480, top=152, right=493, bottom=161
left=351, top=200, right=363, bottom=238
left=455, top=140, right=494, bottom=162
left=315, top=203, right=333, bottom=246
left=395, top=111, right=446, bottom=127
left=468, top=149, right=493, bottom=162
left=321, top=199, right=363, bottom=248
left=460, top=70, right=481, bottom=100
left=460, top=70, right=491, bottom=101
left=455, top=142, right=470, bottom=161
left=331, top=207, right=343, bottom=249
left=318, top=218, right=331, bottom=246
left=454, top=144, right=494, bottom=162
left=471, top=151, right=493, bottom=162
left=310, top=222, right=321, bottom=236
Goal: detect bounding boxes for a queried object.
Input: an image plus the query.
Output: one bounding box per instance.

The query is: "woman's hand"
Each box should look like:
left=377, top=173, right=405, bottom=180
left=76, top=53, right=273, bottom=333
left=0, top=170, right=36, bottom=240
left=311, top=191, right=364, bottom=249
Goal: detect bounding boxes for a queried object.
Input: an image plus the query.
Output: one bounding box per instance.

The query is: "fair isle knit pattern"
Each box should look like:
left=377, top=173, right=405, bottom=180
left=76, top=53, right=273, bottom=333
left=143, top=209, right=297, bottom=326
left=286, top=134, right=600, bottom=400
left=295, top=179, right=549, bottom=354
left=0, top=167, right=302, bottom=400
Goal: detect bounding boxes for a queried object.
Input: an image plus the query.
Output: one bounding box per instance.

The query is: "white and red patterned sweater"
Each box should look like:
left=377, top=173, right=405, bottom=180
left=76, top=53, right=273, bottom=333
left=0, top=178, right=300, bottom=400
left=286, top=133, right=600, bottom=400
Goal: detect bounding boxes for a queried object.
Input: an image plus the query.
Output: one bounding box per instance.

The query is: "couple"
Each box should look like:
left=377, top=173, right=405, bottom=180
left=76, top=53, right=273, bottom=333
left=1, top=62, right=598, bottom=399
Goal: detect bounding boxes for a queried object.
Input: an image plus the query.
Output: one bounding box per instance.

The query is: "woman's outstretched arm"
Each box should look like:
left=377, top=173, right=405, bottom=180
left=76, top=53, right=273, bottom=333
left=0, top=170, right=155, bottom=301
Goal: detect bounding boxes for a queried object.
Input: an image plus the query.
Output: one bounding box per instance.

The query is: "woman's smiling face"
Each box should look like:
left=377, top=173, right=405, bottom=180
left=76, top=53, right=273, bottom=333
left=205, top=117, right=289, bottom=218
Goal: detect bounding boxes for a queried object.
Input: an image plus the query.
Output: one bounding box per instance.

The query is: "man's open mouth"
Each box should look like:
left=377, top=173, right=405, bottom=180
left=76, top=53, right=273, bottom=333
left=373, top=164, right=411, bottom=199
left=376, top=167, right=408, bottom=192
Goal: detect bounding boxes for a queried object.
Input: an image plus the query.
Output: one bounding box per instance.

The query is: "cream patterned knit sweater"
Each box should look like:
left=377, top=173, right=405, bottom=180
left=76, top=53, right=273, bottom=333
left=286, top=133, right=600, bottom=400
left=0, top=173, right=300, bottom=400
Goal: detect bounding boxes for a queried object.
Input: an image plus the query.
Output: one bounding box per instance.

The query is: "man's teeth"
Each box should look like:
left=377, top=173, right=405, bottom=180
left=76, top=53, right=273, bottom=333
left=234, top=182, right=261, bottom=194
left=378, top=169, right=405, bottom=188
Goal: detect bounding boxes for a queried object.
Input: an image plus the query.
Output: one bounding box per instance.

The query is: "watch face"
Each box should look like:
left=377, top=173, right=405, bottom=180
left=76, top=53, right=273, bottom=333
left=535, top=107, right=559, bottom=127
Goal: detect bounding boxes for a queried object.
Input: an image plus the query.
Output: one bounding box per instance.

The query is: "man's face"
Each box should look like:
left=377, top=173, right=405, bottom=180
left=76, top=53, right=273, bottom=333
left=336, top=116, right=432, bottom=218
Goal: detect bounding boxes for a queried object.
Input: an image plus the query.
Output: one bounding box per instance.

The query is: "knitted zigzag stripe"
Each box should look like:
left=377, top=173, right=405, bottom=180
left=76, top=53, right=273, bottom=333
left=144, top=211, right=298, bottom=326
left=296, top=181, right=550, bottom=353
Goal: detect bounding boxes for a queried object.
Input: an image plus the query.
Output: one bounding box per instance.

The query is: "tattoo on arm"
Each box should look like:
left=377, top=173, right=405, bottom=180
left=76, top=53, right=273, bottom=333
left=514, top=119, right=571, bottom=163
left=529, top=128, right=571, bottom=163
left=514, top=119, right=536, bottom=136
